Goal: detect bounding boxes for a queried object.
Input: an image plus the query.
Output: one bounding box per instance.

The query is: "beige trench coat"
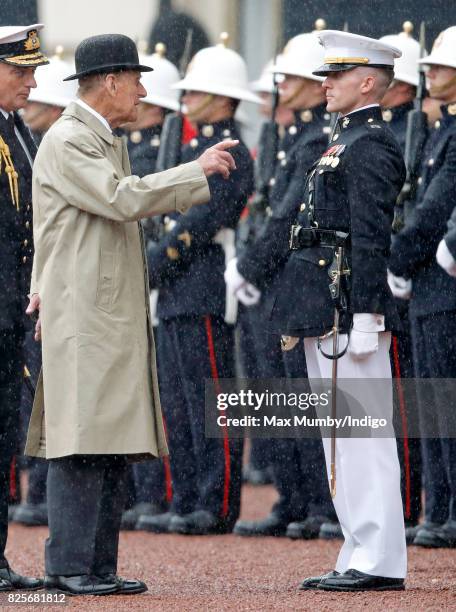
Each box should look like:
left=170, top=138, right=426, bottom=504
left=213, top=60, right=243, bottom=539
left=25, top=102, right=210, bottom=459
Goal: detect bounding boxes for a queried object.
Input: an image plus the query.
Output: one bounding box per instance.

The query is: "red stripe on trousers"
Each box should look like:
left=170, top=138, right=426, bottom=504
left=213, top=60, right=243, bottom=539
left=392, top=335, right=411, bottom=519
left=161, top=419, right=173, bottom=503
left=204, top=315, right=230, bottom=518
left=9, top=457, right=17, bottom=500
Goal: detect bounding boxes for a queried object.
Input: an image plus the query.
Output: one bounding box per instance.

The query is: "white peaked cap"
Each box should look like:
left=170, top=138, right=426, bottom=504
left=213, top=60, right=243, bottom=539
left=28, top=53, right=77, bottom=108
left=380, top=30, right=421, bottom=87
left=139, top=48, right=180, bottom=111
left=173, top=42, right=261, bottom=104
left=273, top=32, right=326, bottom=82
left=419, top=26, right=456, bottom=70
left=313, top=30, right=402, bottom=76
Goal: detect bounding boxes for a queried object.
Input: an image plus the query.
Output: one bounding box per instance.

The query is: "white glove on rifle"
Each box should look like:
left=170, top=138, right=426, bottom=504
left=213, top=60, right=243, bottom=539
left=348, top=313, right=385, bottom=360
left=224, top=257, right=245, bottom=294
left=236, top=283, right=261, bottom=306
left=387, top=270, right=412, bottom=300
left=436, top=239, right=456, bottom=277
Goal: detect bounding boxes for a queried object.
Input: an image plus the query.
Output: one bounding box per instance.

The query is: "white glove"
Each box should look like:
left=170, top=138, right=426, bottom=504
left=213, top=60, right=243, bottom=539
left=224, top=257, right=245, bottom=294
left=348, top=313, right=384, bottom=360
left=436, top=239, right=456, bottom=277
left=236, top=283, right=261, bottom=306
left=387, top=270, right=412, bottom=299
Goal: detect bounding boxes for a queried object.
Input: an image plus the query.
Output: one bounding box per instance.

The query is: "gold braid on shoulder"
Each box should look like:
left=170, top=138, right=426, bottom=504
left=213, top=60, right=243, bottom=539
left=0, top=135, right=19, bottom=210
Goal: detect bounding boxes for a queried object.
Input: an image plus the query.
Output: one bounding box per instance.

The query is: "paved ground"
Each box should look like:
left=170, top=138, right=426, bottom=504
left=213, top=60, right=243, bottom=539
left=3, top=484, right=456, bottom=610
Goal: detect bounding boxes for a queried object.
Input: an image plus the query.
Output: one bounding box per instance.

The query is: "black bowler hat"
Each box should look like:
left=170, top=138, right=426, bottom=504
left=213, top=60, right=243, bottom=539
left=64, top=34, right=153, bottom=81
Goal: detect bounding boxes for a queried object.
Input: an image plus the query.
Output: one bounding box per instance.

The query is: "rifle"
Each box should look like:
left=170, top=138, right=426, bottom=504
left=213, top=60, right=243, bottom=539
left=155, top=28, right=194, bottom=172
left=393, top=22, right=428, bottom=232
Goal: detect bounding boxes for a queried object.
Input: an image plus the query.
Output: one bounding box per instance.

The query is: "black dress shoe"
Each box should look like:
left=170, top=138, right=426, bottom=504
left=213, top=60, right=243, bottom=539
left=413, top=522, right=454, bottom=548
left=13, top=503, right=48, bottom=527
left=317, top=569, right=405, bottom=592
left=136, top=511, right=176, bottom=533
left=287, top=515, right=329, bottom=540
left=319, top=521, right=343, bottom=540
left=122, top=502, right=167, bottom=531
left=242, top=465, right=273, bottom=486
left=169, top=510, right=229, bottom=535
left=97, top=573, right=148, bottom=594
left=299, top=571, right=339, bottom=590
left=234, top=513, right=288, bottom=537
left=44, top=574, right=119, bottom=596
left=8, top=505, right=19, bottom=522
left=405, top=523, right=420, bottom=545
left=0, top=567, right=43, bottom=591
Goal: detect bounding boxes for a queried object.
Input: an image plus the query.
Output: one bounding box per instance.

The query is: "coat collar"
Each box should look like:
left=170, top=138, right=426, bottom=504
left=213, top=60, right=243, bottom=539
left=63, top=101, right=114, bottom=145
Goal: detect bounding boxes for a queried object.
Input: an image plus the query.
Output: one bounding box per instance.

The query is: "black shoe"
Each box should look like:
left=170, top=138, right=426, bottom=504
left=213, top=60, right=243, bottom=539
left=413, top=522, right=454, bottom=548
left=122, top=502, right=167, bottom=531
left=287, top=516, right=329, bottom=540
left=13, top=503, right=48, bottom=527
left=97, top=573, right=148, bottom=595
left=169, top=510, right=228, bottom=535
left=319, top=521, right=343, bottom=540
left=299, top=571, right=339, bottom=591
left=0, top=567, right=43, bottom=591
left=136, top=511, right=176, bottom=533
left=44, top=574, right=119, bottom=596
left=405, top=524, right=420, bottom=545
left=317, top=569, right=405, bottom=592
left=8, top=505, right=19, bottom=522
left=234, top=513, right=288, bottom=537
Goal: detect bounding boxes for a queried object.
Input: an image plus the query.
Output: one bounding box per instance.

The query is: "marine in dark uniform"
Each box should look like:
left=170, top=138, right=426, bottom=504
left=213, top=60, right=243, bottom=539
left=390, top=25, right=456, bottom=549
left=226, top=31, right=336, bottom=540
left=0, top=22, right=47, bottom=592
left=271, top=30, right=407, bottom=591
left=142, top=38, right=256, bottom=535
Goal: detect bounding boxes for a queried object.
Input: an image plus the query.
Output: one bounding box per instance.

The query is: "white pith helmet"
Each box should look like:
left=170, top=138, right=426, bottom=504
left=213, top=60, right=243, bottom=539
left=250, top=58, right=284, bottom=94
left=380, top=22, right=421, bottom=87
left=272, top=20, right=327, bottom=82
left=419, top=26, right=456, bottom=70
left=28, top=46, right=77, bottom=108
left=173, top=32, right=261, bottom=104
left=139, top=43, right=180, bottom=111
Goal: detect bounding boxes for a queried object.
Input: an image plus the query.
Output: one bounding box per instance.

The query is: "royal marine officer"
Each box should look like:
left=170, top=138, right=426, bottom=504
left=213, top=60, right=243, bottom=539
left=268, top=31, right=407, bottom=591
left=142, top=35, right=257, bottom=535
left=121, top=43, right=181, bottom=531
left=391, top=25, right=456, bottom=549
left=0, top=23, right=48, bottom=592
left=227, top=30, right=335, bottom=540
left=379, top=23, right=423, bottom=540
left=12, top=48, right=77, bottom=531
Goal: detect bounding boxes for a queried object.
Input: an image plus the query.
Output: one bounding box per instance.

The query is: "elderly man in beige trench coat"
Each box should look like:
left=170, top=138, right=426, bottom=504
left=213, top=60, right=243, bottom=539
left=24, top=33, right=238, bottom=597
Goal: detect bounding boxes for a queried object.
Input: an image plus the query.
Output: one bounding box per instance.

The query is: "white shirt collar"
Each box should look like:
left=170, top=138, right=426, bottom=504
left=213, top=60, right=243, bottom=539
left=75, top=98, right=112, bottom=133
left=345, top=103, right=380, bottom=117
left=0, top=108, right=11, bottom=120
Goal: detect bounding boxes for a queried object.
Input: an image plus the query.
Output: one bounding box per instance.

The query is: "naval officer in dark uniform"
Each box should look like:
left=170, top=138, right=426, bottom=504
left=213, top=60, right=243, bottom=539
left=0, top=23, right=48, bottom=592
left=269, top=30, right=407, bottom=591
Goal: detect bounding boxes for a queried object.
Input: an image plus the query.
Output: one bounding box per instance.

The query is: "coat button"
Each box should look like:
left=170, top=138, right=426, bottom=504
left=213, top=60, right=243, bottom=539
left=25, top=221, right=30, bottom=229
left=417, top=177, right=423, bottom=185
left=22, top=256, right=27, bottom=263
left=27, top=204, right=30, bottom=211
left=269, top=177, right=276, bottom=186
left=428, top=158, right=434, bottom=166
left=318, top=259, right=326, bottom=266
left=277, top=150, right=286, bottom=160
left=23, top=239, right=28, bottom=247
left=300, top=203, right=306, bottom=212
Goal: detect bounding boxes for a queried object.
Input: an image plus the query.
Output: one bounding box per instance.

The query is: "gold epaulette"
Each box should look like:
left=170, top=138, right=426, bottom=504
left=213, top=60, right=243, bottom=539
left=0, top=135, right=19, bottom=210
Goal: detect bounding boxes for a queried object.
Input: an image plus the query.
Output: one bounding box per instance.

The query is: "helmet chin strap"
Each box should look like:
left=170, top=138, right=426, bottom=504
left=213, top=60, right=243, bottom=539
left=280, top=79, right=307, bottom=107
left=429, top=74, right=456, bottom=98
left=186, top=94, right=214, bottom=121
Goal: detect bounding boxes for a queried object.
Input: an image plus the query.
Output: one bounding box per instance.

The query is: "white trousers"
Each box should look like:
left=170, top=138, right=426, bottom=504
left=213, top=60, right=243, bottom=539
left=304, top=332, right=407, bottom=578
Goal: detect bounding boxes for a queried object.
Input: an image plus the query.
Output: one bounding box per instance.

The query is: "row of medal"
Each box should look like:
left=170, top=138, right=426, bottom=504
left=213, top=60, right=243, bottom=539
left=317, top=144, right=346, bottom=169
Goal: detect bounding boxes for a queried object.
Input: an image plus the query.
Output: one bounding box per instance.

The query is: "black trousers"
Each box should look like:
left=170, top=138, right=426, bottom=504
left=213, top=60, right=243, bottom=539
left=0, top=326, right=23, bottom=569
left=45, top=455, right=128, bottom=576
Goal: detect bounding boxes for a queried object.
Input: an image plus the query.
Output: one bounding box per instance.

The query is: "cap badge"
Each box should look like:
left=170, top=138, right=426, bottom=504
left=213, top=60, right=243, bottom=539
left=24, top=30, right=40, bottom=52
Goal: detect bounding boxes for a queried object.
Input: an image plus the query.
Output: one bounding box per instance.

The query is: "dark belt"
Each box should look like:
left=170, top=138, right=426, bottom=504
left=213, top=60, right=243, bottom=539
left=289, top=226, right=350, bottom=250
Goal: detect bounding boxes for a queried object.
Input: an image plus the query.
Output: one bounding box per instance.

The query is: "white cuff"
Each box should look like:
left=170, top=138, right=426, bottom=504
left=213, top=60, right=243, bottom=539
left=436, top=239, right=456, bottom=277
left=353, top=313, right=385, bottom=332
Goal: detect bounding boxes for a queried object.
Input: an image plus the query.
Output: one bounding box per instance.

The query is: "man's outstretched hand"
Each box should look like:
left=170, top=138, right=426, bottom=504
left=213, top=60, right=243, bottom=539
left=26, top=293, right=41, bottom=341
left=197, top=140, right=238, bottom=179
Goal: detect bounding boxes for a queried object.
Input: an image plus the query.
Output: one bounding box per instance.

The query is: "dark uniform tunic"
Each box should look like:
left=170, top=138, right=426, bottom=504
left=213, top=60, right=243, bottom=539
left=148, top=118, right=254, bottom=528
left=269, top=106, right=404, bottom=337
left=389, top=103, right=456, bottom=529
left=0, top=111, right=35, bottom=567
